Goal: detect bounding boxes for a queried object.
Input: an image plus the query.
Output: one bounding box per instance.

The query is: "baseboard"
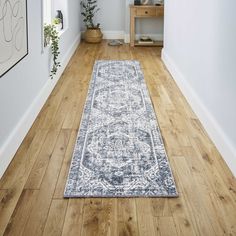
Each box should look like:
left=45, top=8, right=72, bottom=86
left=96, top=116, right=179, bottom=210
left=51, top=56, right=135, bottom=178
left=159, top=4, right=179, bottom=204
left=124, top=33, right=163, bottom=43
left=0, top=33, right=81, bottom=178
left=81, top=30, right=125, bottom=40
left=162, top=49, right=236, bottom=177
left=81, top=31, right=163, bottom=43
left=102, top=31, right=125, bottom=40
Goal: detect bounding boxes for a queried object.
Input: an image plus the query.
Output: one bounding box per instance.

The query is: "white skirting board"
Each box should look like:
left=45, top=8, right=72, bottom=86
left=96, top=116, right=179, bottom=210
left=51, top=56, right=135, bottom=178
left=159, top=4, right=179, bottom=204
left=81, top=31, right=163, bottom=44
left=124, top=33, right=163, bottom=44
left=0, top=33, right=81, bottom=178
left=162, top=49, right=236, bottom=177
left=81, top=30, right=125, bottom=40
left=102, top=31, right=125, bottom=40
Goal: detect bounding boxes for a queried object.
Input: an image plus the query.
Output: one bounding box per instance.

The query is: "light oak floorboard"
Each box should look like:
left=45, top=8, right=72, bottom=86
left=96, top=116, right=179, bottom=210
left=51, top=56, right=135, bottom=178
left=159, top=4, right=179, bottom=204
left=42, top=199, right=68, bottom=236
left=61, top=199, right=84, bottom=236
left=0, top=41, right=235, bottom=235
left=3, top=190, right=38, bottom=236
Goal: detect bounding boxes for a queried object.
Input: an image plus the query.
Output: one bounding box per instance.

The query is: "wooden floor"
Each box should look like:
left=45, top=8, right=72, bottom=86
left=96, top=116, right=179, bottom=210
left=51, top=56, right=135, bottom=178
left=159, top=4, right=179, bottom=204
left=0, top=41, right=236, bottom=236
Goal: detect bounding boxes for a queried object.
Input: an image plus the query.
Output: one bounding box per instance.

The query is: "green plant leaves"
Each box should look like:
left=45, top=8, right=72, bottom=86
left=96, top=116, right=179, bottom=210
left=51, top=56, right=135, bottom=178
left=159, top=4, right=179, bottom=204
left=44, top=24, right=61, bottom=79
left=81, top=0, right=100, bottom=29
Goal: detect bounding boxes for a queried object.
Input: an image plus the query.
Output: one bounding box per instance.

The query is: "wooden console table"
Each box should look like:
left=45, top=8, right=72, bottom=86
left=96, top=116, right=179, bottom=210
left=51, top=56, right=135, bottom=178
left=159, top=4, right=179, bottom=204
left=130, top=5, right=164, bottom=47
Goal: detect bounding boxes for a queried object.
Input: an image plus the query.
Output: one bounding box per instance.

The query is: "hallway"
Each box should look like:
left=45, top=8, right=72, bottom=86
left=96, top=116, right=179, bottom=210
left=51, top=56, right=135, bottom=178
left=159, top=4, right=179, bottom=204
left=0, top=41, right=236, bottom=236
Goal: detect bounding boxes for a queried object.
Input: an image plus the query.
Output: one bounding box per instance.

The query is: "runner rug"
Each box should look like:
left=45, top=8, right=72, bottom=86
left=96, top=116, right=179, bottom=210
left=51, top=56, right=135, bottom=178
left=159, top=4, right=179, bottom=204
left=64, top=60, right=178, bottom=197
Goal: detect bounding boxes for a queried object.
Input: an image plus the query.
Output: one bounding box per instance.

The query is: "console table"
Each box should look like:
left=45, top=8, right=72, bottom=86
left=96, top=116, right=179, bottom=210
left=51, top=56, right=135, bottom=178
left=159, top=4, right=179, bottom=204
left=130, top=5, right=164, bottom=47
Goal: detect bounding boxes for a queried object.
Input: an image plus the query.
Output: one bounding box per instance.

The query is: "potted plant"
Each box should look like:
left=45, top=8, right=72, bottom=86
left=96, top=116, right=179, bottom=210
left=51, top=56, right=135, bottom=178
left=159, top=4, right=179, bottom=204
left=44, top=24, right=61, bottom=79
left=53, top=18, right=62, bottom=31
left=81, top=0, right=103, bottom=43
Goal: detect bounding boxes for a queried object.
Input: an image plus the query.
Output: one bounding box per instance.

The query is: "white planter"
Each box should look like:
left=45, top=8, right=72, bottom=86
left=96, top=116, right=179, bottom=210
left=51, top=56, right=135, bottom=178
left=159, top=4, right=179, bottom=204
left=55, top=23, right=62, bottom=31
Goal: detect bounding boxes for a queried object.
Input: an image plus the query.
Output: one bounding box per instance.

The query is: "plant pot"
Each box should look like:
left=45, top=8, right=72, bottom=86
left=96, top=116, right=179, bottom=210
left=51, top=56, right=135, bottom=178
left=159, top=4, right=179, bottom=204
left=84, top=28, right=103, bottom=43
left=55, top=23, right=62, bottom=31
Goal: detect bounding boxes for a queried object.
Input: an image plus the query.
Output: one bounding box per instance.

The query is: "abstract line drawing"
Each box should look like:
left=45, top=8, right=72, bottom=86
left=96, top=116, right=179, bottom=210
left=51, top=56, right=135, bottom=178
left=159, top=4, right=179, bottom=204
left=0, top=0, right=28, bottom=77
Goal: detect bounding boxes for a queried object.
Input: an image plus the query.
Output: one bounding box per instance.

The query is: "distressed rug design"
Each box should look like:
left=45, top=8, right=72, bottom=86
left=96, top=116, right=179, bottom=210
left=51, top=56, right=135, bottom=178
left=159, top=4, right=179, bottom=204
left=64, top=60, right=178, bottom=197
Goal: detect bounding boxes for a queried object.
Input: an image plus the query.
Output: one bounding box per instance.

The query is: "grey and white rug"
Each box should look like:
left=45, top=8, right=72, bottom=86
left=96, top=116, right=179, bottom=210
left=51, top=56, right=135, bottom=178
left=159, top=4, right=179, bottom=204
left=64, top=60, right=178, bottom=198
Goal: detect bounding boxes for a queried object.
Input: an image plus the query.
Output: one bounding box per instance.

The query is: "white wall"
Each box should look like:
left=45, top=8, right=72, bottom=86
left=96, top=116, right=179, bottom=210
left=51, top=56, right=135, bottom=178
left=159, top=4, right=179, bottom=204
left=0, top=0, right=81, bottom=177
left=162, top=0, right=236, bottom=176
left=81, top=0, right=126, bottom=31
left=92, top=0, right=126, bottom=39
left=97, top=0, right=126, bottom=31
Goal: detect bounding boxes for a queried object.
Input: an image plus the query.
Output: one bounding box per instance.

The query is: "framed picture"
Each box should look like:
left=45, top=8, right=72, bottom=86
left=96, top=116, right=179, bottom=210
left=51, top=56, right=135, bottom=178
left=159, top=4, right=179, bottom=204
left=0, top=0, right=28, bottom=78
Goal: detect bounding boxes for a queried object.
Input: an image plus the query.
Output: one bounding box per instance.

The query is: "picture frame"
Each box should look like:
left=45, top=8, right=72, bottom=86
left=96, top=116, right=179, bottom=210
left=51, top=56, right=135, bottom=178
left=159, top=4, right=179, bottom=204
left=0, top=0, right=28, bottom=78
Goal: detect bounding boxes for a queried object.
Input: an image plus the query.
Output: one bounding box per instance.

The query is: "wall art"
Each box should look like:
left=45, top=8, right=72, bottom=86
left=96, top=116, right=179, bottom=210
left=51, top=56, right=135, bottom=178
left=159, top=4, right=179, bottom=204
left=0, top=0, right=28, bottom=77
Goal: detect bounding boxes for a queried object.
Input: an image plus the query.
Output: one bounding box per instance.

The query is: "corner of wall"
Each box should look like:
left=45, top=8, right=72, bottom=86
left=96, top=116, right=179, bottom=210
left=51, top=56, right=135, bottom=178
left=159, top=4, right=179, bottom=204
left=161, top=49, right=236, bottom=177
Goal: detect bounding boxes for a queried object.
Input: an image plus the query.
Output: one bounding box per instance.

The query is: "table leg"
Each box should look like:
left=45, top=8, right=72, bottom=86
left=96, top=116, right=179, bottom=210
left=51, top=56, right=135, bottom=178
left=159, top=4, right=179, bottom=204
left=130, top=9, right=135, bottom=47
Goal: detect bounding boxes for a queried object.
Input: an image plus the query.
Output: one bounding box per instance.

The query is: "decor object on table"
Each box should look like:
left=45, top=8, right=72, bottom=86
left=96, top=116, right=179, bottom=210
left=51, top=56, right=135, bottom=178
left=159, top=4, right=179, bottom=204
left=55, top=10, right=64, bottom=30
left=44, top=24, right=61, bottom=79
left=153, top=0, right=164, bottom=5
left=141, top=0, right=149, bottom=5
left=134, top=0, right=141, bottom=5
left=81, top=0, right=103, bottom=43
left=0, top=0, right=28, bottom=78
left=64, top=60, right=178, bottom=198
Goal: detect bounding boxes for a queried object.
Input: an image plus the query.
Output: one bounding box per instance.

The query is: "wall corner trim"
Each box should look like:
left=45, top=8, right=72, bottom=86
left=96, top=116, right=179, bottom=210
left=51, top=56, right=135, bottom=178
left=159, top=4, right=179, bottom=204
left=162, top=49, right=236, bottom=177
left=0, top=33, right=81, bottom=178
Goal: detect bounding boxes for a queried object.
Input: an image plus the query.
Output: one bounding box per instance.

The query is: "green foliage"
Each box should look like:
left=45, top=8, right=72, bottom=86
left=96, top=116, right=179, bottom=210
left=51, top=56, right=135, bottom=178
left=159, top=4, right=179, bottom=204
left=44, top=24, right=61, bottom=79
left=81, top=0, right=100, bottom=29
left=53, top=18, right=61, bottom=25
